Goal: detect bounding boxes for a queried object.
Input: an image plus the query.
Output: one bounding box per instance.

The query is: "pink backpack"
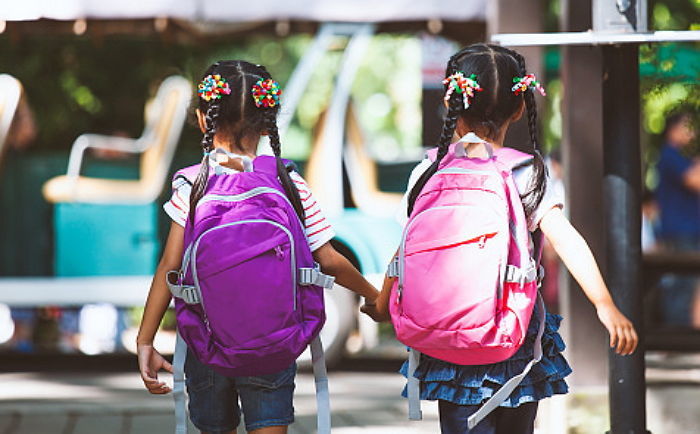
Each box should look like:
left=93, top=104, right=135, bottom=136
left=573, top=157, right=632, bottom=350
left=388, top=137, right=545, bottom=429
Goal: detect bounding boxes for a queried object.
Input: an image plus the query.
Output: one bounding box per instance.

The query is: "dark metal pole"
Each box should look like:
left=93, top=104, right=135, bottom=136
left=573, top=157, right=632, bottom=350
left=602, top=44, right=649, bottom=434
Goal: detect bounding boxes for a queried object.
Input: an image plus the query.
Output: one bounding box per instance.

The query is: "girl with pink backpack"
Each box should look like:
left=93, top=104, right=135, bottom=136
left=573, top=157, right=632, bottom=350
left=363, top=44, right=639, bottom=433
left=136, top=60, right=379, bottom=434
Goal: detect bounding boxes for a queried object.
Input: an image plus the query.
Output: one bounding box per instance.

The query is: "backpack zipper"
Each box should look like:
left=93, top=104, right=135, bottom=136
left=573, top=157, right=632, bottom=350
left=190, top=219, right=298, bottom=329
left=181, top=186, right=302, bottom=302
left=435, top=168, right=498, bottom=177
left=398, top=205, right=473, bottom=299
left=398, top=205, right=499, bottom=302
left=197, top=187, right=292, bottom=208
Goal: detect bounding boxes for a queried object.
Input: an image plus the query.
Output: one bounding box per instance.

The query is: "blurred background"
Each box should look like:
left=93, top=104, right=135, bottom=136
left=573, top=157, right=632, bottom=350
left=0, top=0, right=698, bottom=433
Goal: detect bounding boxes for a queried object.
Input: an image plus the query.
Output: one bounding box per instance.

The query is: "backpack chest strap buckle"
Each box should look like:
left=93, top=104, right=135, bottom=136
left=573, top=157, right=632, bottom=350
left=166, top=270, right=201, bottom=304
left=504, top=264, right=538, bottom=286
left=386, top=257, right=400, bottom=278
left=299, top=264, right=336, bottom=289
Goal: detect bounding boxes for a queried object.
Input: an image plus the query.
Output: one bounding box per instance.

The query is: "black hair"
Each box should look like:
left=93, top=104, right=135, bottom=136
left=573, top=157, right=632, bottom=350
left=407, top=43, right=547, bottom=218
left=188, top=60, right=304, bottom=221
left=662, top=110, right=692, bottom=139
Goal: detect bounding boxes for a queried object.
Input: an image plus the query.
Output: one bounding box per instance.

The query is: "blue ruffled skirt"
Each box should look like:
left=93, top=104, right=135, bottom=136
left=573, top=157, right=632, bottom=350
left=400, top=307, right=572, bottom=408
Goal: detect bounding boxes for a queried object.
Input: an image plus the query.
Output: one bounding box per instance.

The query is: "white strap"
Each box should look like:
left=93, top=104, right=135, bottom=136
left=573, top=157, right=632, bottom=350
left=386, top=257, right=400, bottom=278
left=504, top=264, right=538, bottom=285
left=407, top=348, right=423, bottom=420
left=455, top=132, right=495, bottom=159
left=299, top=265, right=335, bottom=289
left=180, top=244, right=193, bottom=276
left=310, top=336, right=331, bottom=434
left=167, top=272, right=201, bottom=305
left=173, top=331, right=188, bottom=434
left=209, top=148, right=254, bottom=173
left=467, top=293, right=546, bottom=430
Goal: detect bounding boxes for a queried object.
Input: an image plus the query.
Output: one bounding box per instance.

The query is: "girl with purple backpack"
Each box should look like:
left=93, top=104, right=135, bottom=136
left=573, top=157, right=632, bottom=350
left=136, top=60, right=379, bottom=434
left=362, top=44, right=639, bottom=434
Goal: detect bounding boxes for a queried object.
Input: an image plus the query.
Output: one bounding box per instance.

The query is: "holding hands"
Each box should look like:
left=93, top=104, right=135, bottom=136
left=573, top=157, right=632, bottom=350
left=361, top=300, right=390, bottom=322
left=360, top=274, right=393, bottom=322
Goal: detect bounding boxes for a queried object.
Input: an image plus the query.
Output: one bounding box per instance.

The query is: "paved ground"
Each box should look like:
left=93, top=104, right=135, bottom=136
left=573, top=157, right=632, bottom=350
left=1, top=353, right=699, bottom=434
left=0, top=369, right=442, bottom=434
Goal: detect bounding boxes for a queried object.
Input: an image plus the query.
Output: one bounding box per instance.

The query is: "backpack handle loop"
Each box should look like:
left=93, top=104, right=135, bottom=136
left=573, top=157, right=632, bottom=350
left=454, top=132, right=494, bottom=159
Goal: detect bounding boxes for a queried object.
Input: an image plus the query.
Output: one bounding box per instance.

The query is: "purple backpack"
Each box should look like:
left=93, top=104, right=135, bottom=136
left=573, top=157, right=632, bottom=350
left=166, top=155, right=333, bottom=434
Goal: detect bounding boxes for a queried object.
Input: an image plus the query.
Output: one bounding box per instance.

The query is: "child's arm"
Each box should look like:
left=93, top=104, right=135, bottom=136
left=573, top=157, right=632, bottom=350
left=360, top=274, right=393, bottom=322
left=136, top=222, right=184, bottom=394
left=313, top=242, right=379, bottom=301
left=360, top=248, right=397, bottom=322
left=539, top=207, right=639, bottom=355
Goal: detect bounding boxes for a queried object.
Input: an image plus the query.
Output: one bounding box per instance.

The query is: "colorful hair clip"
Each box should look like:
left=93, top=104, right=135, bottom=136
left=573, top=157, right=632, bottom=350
left=512, top=74, right=546, bottom=97
left=198, top=74, right=232, bottom=102
left=443, top=72, right=483, bottom=110
left=251, top=79, right=282, bottom=109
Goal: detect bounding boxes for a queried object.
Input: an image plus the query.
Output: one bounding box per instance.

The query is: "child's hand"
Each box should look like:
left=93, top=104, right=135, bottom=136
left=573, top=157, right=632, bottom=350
left=137, top=343, right=174, bottom=394
left=361, top=302, right=391, bottom=322
left=596, top=302, right=639, bottom=356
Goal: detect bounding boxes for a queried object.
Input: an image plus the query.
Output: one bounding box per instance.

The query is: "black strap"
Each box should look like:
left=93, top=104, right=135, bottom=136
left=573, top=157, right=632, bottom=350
left=532, top=229, right=544, bottom=264
left=284, top=160, right=299, bottom=173
left=174, top=174, right=193, bottom=186
left=511, top=157, right=535, bottom=173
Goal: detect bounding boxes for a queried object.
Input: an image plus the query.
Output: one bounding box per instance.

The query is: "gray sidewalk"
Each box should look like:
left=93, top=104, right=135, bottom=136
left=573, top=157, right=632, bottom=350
left=1, top=354, right=699, bottom=434
left=0, top=370, right=441, bottom=434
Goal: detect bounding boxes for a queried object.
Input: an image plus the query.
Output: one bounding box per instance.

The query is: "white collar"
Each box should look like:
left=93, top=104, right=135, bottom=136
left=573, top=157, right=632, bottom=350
left=207, top=148, right=254, bottom=174
left=453, top=132, right=493, bottom=158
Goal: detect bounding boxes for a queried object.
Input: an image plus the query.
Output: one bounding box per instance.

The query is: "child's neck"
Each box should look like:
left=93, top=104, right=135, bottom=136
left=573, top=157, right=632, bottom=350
left=212, top=135, right=259, bottom=159
left=454, top=124, right=508, bottom=148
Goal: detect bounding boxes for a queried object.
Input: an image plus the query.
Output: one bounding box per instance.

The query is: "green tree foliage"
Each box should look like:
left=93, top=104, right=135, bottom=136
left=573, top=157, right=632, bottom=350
left=641, top=0, right=699, bottom=188
left=0, top=33, right=309, bottom=153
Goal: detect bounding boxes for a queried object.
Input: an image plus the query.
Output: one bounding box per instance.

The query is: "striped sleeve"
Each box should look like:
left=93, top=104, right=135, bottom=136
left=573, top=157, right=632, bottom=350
left=163, top=176, right=191, bottom=227
left=290, top=172, right=335, bottom=251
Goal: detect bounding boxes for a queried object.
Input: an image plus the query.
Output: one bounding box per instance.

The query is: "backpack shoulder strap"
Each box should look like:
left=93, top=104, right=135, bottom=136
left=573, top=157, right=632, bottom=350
left=252, top=155, right=298, bottom=177
left=173, top=164, right=201, bottom=186
left=494, top=147, right=534, bottom=172
left=252, top=155, right=305, bottom=220
left=467, top=293, right=546, bottom=429
left=425, top=147, right=438, bottom=162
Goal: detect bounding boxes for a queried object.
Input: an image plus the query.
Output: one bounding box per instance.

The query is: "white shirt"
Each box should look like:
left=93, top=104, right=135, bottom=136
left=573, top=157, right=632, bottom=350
left=396, top=143, right=564, bottom=231
left=164, top=153, right=335, bottom=251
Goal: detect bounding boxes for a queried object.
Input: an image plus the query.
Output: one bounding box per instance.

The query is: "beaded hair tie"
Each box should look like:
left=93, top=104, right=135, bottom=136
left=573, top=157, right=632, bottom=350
left=443, top=72, right=483, bottom=110
left=512, top=74, right=546, bottom=96
left=251, top=79, right=282, bottom=109
left=198, top=74, right=232, bottom=102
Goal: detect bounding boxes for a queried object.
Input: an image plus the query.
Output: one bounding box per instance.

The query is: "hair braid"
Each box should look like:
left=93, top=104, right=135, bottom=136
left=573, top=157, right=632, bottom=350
left=406, top=55, right=463, bottom=216
left=508, top=49, right=547, bottom=218
left=264, top=110, right=305, bottom=220
left=189, top=102, right=221, bottom=221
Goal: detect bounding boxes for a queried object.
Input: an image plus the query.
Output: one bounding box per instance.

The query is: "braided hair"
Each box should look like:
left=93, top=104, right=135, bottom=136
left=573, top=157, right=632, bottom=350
left=407, top=44, right=547, bottom=218
left=188, top=60, right=304, bottom=221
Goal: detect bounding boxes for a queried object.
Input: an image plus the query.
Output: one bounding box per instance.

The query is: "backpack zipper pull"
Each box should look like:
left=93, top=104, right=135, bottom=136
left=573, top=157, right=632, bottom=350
left=274, top=246, right=285, bottom=260
left=478, top=235, right=487, bottom=249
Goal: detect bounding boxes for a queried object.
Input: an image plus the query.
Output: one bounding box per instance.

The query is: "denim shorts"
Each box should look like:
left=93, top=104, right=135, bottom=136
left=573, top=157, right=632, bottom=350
left=184, top=350, right=296, bottom=433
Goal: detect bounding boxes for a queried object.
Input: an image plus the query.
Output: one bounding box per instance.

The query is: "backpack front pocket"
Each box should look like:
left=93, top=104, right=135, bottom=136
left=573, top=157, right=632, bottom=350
left=399, top=204, right=508, bottom=331
left=191, top=220, right=298, bottom=349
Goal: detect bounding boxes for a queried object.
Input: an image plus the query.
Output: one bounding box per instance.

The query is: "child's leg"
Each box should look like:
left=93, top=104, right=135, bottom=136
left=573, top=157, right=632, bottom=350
left=184, top=350, right=241, bottom=433
left=438, top=400, right=539, bottom=434
left=494, top=402, right=538, bottom=434
left=438, top=400, right=497, bottom=434
left=236, top=363, right=296, bottom=434
left=249, top=427, right=287, bottom=434
left=692, top=285, right=700, bottom=329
